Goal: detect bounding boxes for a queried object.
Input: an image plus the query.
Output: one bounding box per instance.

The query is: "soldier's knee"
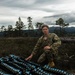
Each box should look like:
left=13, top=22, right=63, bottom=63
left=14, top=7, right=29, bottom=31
left=37, top=57, right=45, bottom=64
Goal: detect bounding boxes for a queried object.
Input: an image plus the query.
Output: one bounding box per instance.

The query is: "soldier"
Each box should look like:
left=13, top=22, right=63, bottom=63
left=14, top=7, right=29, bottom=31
left=26, top=25, right=61, bottom=67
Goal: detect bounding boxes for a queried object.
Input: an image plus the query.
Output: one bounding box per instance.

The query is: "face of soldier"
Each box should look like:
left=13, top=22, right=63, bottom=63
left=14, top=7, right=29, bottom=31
left=42, top=27, right=49, bottom=35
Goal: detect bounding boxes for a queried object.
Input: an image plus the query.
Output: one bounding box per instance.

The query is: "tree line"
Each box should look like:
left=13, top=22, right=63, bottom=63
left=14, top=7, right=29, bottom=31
left=0, top=17, right=71, bottom=37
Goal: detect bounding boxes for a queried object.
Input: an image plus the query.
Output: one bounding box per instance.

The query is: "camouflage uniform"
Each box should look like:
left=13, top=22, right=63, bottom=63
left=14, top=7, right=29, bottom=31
left=31, top=33, right=61, bottom=64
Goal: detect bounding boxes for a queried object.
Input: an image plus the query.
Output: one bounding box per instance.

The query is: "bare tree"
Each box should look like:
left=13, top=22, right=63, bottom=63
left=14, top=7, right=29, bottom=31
left=15, top=17, right=25, bottom=36
left=15, top=17, right=24, bottom=30
left=1, top=25, right=5, bottom=32
left=36, top=22, right=44, bottom=29
left=56, top=18, right=69, bottom=36
left=8, top=25, right=13, bottom=31
left=27, top=17, right=34, bottom=30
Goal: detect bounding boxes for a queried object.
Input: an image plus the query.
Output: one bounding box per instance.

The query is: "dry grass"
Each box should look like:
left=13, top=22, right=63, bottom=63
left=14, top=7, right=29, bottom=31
left=0, top=37, right=75, bottom=73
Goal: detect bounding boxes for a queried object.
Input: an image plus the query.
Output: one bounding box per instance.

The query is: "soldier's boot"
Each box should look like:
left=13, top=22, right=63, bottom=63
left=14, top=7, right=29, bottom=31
left=37, top=53, right=46, bottom=63
left=48, top=60, right=55, bottom=67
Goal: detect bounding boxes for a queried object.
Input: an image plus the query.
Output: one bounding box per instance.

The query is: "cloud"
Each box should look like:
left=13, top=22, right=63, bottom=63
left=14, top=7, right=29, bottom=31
left=0, top=0, right=67, bottom=12
left=43, top=12, right=75, bottom=25
left=35, top=0, right=63, bottom=5
left=0, top=0, right=75, bottom=28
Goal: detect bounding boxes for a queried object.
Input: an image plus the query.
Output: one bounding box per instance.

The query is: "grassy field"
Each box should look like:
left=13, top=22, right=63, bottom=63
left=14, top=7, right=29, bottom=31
left=0, top=37, right=75, bottom=73
left=0, top=37, right=38, bottom=58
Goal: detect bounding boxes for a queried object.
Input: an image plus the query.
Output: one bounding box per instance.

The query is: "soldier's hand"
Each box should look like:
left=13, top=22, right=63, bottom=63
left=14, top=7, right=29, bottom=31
left=25, top=54, right=33, bottom=61
left=44, top=46, right=51, bottom=50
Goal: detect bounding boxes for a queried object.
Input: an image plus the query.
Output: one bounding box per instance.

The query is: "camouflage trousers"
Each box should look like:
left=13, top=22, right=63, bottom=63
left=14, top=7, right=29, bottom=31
left=37, top=49, right=55, bottom=64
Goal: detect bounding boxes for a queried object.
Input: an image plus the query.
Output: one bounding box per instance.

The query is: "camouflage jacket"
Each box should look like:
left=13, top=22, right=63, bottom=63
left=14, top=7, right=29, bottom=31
left=32, top=33, right=61, bottom=55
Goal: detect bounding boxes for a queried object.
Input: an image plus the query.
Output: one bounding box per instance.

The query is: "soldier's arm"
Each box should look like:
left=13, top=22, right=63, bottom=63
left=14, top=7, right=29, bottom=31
left=50, top=33, right=61, bottom=51
left=31, top=37, right=42, bottom=56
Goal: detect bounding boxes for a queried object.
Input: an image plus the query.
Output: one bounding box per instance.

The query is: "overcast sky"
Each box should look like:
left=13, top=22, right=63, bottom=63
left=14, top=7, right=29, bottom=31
left=0, top=0, right=75, bottom=28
